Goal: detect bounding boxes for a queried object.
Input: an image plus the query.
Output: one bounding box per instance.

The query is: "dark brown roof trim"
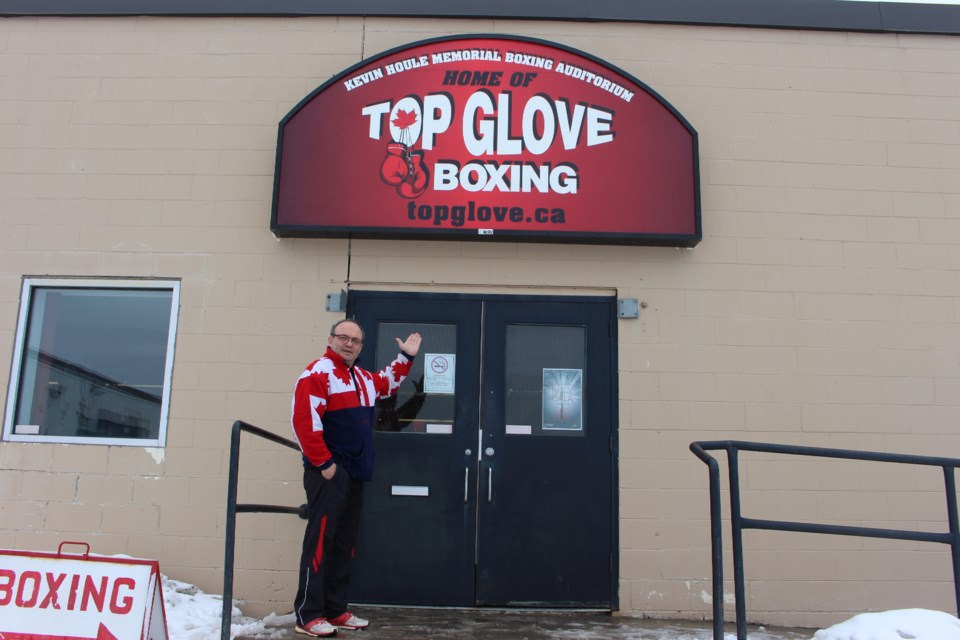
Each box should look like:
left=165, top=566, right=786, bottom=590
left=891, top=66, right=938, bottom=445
left=1, top=0, right=959, bottom=36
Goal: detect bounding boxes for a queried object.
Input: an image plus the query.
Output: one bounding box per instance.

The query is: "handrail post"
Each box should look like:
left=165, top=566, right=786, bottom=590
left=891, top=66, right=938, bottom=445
left=707, top=454, right=724, bottom=640
left=726, top=445, right=747, bottom=640
left=221, top=421, right=244, bottom=640
left=689, top=442, right=726, bottom=640
left=219, top=419, right=304, bottom=640
left=944, top=466, right=960, bottom=616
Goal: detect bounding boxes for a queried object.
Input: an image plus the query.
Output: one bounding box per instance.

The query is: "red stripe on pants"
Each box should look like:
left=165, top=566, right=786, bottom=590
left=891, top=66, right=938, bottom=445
left=311, top=514, right=328, bottom=572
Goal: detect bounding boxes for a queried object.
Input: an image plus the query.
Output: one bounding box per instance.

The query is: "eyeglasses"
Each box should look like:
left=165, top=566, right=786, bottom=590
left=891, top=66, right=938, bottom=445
left=332, top=334, right=363, bottom=346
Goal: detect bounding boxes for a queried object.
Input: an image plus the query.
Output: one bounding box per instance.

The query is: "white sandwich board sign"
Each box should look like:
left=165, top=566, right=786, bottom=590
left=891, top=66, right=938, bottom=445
left=0, top=542, right=168, bottom=640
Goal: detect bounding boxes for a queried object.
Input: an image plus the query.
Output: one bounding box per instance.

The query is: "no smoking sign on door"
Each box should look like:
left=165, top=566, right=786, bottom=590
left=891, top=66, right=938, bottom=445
left=424, top=353, right=456, bottom=394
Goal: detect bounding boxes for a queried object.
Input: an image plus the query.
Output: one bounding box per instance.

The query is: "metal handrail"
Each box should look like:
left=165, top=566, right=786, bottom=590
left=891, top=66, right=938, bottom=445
left=221, top=420, right=305, bottom=640
left=690, top=440, right=960, bottom=640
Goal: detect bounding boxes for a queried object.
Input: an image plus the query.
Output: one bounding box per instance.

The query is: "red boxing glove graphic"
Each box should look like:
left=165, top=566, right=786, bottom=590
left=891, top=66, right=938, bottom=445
left=380, top=143, right=409, bottom=186
left=397, top=150, right=429, bottom=199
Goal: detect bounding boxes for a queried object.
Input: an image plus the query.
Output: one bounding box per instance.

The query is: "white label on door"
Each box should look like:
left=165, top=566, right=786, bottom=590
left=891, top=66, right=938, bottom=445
left=426, top=423, right=453, bottom=434
left=505, top=424, right=532, bottom=435
left=391, top=485, right=430, bottom=497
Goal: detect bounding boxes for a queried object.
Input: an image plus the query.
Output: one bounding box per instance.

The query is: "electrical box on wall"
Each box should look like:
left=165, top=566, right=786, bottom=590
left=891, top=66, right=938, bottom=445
left=326, top=290, right=346, bottom=312
left=618, top=298, right=640, bottom=318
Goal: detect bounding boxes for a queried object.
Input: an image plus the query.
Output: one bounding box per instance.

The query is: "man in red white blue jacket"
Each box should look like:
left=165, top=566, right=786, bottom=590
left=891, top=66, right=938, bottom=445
left=291, top=319, right=421, bottom=637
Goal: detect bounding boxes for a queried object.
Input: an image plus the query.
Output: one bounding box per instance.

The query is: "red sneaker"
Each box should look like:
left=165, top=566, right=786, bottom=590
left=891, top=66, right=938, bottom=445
left=295, top=617, right=338, bottom=637
left=329, top=611, right=369, bottom=630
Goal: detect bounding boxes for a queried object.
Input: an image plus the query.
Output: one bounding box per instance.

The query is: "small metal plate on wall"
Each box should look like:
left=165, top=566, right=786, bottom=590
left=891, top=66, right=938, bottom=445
left=325, top=290, right=346, bottom=312
left=617, top=298, right=639, bottom=318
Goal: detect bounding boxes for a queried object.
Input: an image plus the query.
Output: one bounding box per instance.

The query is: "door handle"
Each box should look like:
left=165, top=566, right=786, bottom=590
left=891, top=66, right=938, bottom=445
left=464, top=467, right=469, bottom=503
left=487, top=467, right=493, bottom=503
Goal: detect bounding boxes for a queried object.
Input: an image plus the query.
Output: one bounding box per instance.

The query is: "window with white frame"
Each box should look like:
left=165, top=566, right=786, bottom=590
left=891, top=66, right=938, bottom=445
left=3, top=279, right=180, bottom=446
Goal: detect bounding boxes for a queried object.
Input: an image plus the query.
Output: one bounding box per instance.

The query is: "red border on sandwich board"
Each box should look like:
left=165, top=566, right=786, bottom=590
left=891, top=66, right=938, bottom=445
left=0, top=541, right=168, bottom=640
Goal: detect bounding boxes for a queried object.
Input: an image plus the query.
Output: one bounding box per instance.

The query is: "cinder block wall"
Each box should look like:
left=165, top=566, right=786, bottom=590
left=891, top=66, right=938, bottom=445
left=1, top=16, right=958, bottom=629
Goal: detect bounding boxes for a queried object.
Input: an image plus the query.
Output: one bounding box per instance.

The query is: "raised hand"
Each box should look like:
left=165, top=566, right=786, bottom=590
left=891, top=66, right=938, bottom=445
left=396, top=332, right=423, bottom=357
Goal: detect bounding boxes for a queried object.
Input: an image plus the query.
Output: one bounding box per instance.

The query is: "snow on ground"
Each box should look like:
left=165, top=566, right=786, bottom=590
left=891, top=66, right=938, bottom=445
left=161, top=575, right=960, bottom=640
left=812, top=608, right=960, bottom=640
left=162, top=574, right=292, bottom=640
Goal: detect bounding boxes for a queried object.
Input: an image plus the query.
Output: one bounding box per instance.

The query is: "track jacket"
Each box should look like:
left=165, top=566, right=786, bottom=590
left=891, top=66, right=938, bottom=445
left=292, top=346, right=414, bottom=481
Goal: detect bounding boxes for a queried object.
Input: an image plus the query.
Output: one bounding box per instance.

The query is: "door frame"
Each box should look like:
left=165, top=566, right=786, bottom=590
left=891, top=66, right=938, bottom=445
left=346, top=289, right=621, bottom=610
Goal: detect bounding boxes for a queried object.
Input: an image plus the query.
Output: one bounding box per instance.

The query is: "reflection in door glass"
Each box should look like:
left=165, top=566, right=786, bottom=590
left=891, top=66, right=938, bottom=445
left=505, top=324, right=586, bottom=437
left=373, top=322, right=456, bottom=434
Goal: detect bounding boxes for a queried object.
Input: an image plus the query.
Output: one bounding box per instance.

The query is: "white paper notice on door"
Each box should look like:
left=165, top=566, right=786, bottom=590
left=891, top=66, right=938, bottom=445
left=424, top=353, right=456, bottom=394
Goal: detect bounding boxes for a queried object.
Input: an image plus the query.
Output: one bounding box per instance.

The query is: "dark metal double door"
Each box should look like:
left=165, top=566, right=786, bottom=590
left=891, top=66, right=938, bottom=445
left=348, top=292, right=616, bottom=608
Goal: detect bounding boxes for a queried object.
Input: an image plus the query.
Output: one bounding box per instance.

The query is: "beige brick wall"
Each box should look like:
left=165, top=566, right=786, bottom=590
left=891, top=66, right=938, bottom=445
left=1, top=15, right=958, bottom=629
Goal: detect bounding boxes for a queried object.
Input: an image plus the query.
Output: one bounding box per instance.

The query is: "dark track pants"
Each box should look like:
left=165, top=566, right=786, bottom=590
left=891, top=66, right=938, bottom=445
left=294, top=465, right=364, bottom=625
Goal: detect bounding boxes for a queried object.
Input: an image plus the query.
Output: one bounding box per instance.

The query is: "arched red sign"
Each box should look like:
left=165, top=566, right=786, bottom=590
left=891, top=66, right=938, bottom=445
left=272, top=34, right=700, bottom=246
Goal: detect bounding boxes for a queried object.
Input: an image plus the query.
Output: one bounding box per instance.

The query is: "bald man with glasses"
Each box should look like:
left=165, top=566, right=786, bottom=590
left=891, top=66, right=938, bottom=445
left=291, top=319, right=422, bottom=637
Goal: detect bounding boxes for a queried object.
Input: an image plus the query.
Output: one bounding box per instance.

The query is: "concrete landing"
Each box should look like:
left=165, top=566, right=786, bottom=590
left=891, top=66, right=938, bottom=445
left=235, top=606, right=814, bottom=640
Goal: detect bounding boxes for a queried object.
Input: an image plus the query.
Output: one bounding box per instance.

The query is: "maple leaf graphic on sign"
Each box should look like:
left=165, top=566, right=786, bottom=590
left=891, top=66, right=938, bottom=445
left=391, top=109, right=418, bottom=130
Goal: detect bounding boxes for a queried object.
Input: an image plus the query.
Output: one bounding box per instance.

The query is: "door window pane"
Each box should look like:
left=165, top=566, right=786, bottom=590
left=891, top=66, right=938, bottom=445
left=505, top=324, right=586, bottom=437
left=3, top=279, right=179, bottom=446
left=372, top=322, right=456, bottom=434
